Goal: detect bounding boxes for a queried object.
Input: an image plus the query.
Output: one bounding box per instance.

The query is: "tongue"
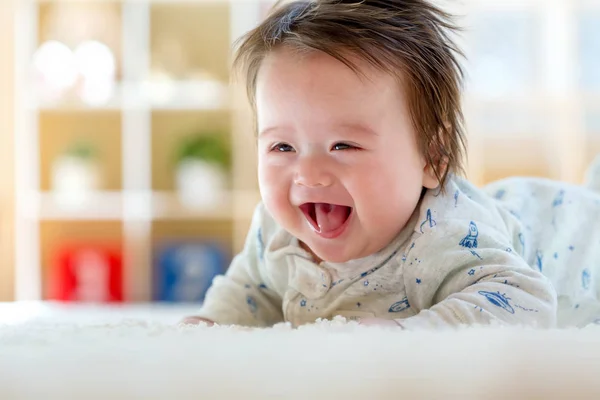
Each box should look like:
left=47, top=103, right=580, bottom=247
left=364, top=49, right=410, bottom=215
left=314, top=203, right=349, bottom=233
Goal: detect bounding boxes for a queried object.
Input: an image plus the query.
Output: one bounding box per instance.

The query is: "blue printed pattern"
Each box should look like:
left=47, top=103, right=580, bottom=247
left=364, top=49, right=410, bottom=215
left=494, top=189, right=506, bottom=200
left=478, top=291, right=515, bottom=314
left=247, top=295, right=258, bottom=314
left=536, top=251, right=543, bottom=272
left=355, top=250, right=398, bottom=281
left=582, top=269, right=592, bottom=290
left=553, top=190, right=565, bottom=207
left=478, top=290, right=540, bottom=315
left=459, top=222, right=479, bottom=249
left=388, top=297, right=411, bottom=313
left=257, top=228, right=265, bottom=261
left=402, top=243, right=415, bottom=262
left=420, top=209, right=437, bottom=233
left=330, top=279, right=344, bottom=288
left=514, top=304, right=539, bottom=313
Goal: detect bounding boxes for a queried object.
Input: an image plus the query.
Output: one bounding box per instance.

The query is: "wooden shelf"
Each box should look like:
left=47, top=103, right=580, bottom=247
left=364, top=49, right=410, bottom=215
left=33, top=80, right=230, bottom=112
left=10, top=0, right=595, bottom=302
left=152, top=190, right=260, bottom=220
left=25, top=190, right=260, bottom=222
left=34, top=191, right=123, bottom=221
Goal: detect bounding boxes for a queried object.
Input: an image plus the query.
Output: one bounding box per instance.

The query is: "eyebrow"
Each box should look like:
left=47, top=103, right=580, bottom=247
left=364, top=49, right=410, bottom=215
left=259, top=123, right=379, bottom=137
left=337, top=123, right=379, bottom=137
left=258, top=126, right=281, bottom=137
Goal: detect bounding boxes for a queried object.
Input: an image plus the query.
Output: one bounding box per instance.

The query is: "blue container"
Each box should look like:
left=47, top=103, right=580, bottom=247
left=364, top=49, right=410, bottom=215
left=154, top=242, right=228, bottom=303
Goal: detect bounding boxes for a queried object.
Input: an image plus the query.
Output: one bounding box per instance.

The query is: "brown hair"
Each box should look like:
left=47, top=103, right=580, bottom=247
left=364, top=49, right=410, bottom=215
left=232, top=0, right=467, bottom=187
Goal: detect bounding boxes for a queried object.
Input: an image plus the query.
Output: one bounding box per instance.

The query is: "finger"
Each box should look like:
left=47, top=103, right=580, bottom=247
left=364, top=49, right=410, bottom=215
left=179, top=316, right=215, bottom=326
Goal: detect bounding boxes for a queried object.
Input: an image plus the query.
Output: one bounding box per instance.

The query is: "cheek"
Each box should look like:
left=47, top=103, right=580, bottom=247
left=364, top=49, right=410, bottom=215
left=258, top=160, right=292, bottom=212
left=347, top=153, right=422, bottom=215
left=258, top=162, right=276, bottom=201
left=259, top=158, right=287, bottom=188
left=347, top=155, right=405, bottom=193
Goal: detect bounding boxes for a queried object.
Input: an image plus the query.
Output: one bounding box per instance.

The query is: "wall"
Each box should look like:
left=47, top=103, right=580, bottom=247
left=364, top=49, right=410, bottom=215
left=0, top=0, right=15, bottom=301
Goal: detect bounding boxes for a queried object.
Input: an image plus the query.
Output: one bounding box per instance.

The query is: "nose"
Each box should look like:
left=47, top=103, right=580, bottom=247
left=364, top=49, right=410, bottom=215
left=293, top=155, right=333, bottom=188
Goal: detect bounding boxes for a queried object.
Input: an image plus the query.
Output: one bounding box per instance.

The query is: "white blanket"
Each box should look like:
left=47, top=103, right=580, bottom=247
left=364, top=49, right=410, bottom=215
left=1, top=302, right=599, bottom=399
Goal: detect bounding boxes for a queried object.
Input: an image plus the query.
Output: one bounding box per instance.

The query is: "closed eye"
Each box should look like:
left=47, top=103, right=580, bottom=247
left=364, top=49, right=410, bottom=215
left=331, top=142, right=358, bottom=151
left=271, top=143, right=295, bottom=152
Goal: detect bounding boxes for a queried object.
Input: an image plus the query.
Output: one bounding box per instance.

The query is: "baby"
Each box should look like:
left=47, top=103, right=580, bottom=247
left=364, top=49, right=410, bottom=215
left=183, top=0, right=600, bottom=329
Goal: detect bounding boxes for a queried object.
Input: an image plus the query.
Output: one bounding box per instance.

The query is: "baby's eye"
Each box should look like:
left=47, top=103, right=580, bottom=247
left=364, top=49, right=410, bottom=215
left=271, top=143, right=295, bottom=152
left=331, top=142, right=355, bottom=151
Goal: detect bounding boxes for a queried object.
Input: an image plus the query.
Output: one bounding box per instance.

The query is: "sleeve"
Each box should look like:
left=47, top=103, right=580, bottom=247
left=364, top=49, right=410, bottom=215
left=192, top=203, right=284, bottom=327
left=398, top=219, right=558, bottom=330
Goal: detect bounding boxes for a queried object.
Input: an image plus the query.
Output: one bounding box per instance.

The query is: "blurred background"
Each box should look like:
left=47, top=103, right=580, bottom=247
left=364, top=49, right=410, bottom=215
left=0, top=0, right=598, bottom=304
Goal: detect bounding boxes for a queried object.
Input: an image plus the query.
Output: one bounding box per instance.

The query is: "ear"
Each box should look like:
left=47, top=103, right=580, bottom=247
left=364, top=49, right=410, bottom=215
left=422, top=161, right=442, bottom=189
left=422, top=126, right=450, bottom=189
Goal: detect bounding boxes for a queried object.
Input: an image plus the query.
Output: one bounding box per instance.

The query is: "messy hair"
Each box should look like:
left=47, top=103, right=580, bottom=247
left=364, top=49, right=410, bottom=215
left=232, top=0, right=467, bottom=187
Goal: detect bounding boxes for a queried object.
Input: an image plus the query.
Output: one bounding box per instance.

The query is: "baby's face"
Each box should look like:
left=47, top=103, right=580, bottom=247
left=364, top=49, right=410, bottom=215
left=255, top=48, right=438, bottom=263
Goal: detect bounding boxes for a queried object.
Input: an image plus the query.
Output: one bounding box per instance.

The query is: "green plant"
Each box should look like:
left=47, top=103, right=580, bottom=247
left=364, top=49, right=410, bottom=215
left=62, top=141, right=98, bottom=160
left=174, top=132, right=231, bottom=170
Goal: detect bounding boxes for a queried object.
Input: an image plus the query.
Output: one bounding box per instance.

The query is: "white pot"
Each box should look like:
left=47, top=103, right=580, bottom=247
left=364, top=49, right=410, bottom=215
left=51, top=156, right=101, bottom=208
left=176, top=159, right=227, bottom=209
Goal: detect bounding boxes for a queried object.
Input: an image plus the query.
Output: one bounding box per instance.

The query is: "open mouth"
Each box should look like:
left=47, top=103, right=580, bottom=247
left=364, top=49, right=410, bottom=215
left=299, top=203, right=353, bottom=239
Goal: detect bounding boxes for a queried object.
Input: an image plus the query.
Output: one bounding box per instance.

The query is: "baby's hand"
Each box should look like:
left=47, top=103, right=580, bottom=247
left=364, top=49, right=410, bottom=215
left=179, top=316, right=215, bottom=326
left=359, top=317, right=401, bottom=328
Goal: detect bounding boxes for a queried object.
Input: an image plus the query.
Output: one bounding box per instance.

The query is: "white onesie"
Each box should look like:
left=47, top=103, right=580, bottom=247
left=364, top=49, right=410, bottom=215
left=194, top=174, right=600, bottom=329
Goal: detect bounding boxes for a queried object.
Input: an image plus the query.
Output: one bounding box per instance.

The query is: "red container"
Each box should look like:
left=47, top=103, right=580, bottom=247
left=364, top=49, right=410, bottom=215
left=50, top=244, right=123, bottom=302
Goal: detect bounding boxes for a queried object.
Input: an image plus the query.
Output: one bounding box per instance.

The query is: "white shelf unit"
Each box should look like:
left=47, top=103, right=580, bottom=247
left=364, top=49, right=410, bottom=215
left=21, top=190, right=261, bottom=222
left=31, top=80, right=231, bottom=111
left=12, top=0, right=598, bottom=301
left=14, top=0, right=264, bottom=301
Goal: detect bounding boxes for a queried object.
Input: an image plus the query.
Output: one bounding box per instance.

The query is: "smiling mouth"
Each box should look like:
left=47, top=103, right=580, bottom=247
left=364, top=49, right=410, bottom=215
left=299, top=202, right=353, bottom=239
